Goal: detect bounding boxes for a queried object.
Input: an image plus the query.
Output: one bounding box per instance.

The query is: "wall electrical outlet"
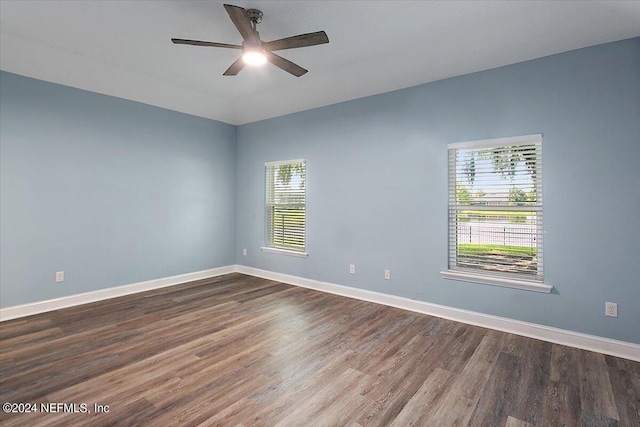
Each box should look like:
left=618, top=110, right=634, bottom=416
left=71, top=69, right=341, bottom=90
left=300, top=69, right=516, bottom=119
left=55, top=271, right=64, bottom=282
left=349, top=264, right=355, bottom=274
left=605, top=302, right=618, bottom=318
left=243, top=248, right=247, bottom=256
left=384, top=269, right=391, bottom=280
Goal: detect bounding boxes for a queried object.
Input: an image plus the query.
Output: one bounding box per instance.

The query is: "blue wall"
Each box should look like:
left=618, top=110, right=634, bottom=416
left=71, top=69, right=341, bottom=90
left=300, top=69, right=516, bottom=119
left=236, top=38, right=640, bottom=344
left=0, top=72, right=237, bottom=307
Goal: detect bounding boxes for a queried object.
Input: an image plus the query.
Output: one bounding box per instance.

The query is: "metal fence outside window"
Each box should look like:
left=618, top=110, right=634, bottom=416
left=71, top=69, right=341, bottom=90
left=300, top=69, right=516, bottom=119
left=456, top=223, right=536, bottom=248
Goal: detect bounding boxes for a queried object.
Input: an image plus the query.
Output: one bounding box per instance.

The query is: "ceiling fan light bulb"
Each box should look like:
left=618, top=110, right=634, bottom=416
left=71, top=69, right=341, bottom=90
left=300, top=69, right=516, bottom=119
left=243, top=50, right=267, bottom=66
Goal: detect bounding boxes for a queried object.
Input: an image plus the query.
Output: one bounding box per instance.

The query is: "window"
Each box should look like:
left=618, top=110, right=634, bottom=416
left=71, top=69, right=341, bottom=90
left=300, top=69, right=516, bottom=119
left=441, top=135, right=551, bottom=293
left=262, top=159, right=307, bottom=257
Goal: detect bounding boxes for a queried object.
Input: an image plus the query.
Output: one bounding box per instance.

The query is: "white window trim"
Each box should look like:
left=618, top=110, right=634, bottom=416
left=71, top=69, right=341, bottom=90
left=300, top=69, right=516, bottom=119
left=261, top=246, right=309, bottom=258
left=440, top=270, right=552, bottom=293
left=264, top=159, right=307, bottom=254
left=265, top=158, right=306, bottom=167
left=447, top=134, right=542, bottom=150
left=445, top=134, right=552, bottom=293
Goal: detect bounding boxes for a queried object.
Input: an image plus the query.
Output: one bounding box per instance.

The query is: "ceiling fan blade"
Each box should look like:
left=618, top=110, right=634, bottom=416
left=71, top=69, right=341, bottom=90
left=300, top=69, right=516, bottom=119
left=263, top=31, right=329, bottom=51
left=223, top=4, right=259, bottom=45
left=223, top=57, right=245, bottom=76
left=265, top=52, right=307, bottom=77
left=171, top=38, right=242, bottom=49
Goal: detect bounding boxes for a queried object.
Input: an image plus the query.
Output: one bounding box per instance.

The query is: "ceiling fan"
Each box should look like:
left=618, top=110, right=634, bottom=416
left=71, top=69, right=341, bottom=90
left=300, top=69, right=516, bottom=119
left=172, top=4, right=329, bottom=77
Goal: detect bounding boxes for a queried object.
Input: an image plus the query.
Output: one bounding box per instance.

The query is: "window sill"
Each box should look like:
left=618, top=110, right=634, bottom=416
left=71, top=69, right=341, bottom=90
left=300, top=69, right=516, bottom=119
left=261, top=247, right=308, bottom=258
left=440, top=270, right=553, bottom=293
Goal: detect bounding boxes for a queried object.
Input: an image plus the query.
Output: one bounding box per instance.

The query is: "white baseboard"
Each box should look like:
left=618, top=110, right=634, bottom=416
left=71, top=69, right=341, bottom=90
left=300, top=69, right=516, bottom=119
left=236, top=265, right=640, bottom=362
left=3, top=264, right=637, bottom=361
left=0, top=265, right=236, bottom=321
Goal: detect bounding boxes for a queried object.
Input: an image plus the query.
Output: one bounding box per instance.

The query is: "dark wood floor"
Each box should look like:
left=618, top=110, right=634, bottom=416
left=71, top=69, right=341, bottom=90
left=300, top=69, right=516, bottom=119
left=1, top=273, right=638, bottom=426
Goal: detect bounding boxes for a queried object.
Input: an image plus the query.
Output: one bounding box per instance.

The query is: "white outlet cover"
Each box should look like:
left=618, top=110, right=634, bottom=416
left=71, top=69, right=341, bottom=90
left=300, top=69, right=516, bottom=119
left=605, top=302, right=618, bottom=318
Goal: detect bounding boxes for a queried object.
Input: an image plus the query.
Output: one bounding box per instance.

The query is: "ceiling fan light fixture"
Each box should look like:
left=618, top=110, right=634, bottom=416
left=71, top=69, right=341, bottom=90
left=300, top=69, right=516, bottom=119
left=242, top=49, right=267, bottom=66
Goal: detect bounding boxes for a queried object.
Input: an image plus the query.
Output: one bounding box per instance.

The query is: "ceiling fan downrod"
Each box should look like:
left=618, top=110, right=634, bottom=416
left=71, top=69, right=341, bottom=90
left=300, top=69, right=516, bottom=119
left=246, top=8, right=263, bottom=30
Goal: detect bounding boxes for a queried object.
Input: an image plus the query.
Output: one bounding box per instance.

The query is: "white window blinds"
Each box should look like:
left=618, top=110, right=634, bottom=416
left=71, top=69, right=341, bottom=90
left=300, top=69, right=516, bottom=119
left=447, top=135, right=543, bottom=282
left=265, top=159, right=306, bottom=252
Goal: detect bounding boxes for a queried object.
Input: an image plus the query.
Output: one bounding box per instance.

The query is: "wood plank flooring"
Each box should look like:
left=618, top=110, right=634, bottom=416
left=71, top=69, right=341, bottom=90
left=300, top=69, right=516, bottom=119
left=1, top=273, right=638, bottom=426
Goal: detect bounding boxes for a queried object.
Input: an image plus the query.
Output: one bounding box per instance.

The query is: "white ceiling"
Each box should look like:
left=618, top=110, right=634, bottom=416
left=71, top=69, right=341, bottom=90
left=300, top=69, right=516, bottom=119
left=1, top=1, right=639, bottom=125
